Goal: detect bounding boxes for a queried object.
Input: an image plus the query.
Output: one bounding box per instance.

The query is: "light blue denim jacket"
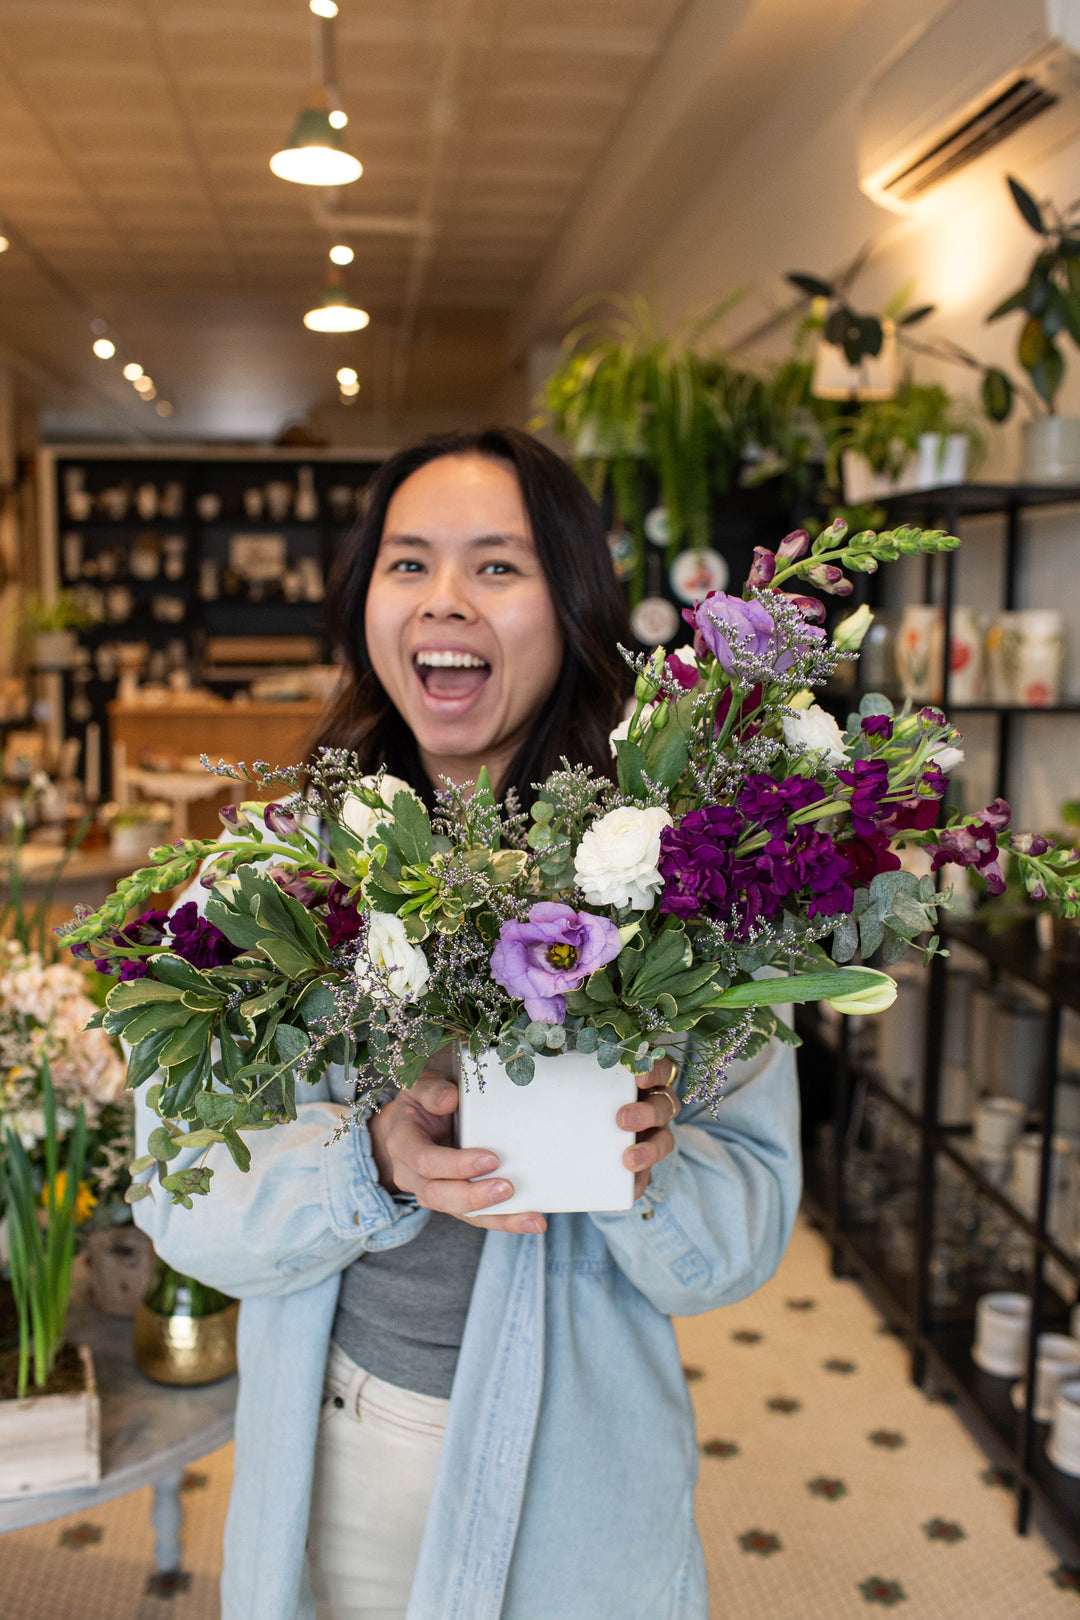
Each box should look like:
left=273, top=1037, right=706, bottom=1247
left=133, top=1037, right=800, bottom=1620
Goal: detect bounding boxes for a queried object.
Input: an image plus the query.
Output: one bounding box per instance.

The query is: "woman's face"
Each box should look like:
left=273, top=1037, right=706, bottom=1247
left=364, top=453, right=564, bottom=790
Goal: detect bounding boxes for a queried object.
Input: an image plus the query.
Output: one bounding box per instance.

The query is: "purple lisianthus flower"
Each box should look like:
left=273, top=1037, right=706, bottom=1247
left=777, top=529, right=811, bottom=561
left=325, top=881, right=363, bottom=948
left=665, top=651, right=700, bottom=691
left=490, top=902, right=622, bottom=1024
left=683, top=592, right=783, bottom=672
left=168, top=901, right=242, bottom=970
left=861, top=714, right=893, bottom=742
left=746, top=546, right=777, bottom=590
left=658, top=806, right=746, bottom=921
left=737, top=773, right=824, bottom=835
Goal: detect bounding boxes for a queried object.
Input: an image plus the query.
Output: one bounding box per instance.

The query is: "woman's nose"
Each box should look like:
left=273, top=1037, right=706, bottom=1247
left=419, top=565, right=476, bottom=621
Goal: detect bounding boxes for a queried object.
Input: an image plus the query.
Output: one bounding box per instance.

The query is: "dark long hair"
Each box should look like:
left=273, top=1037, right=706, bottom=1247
left=310, top=427, right=632, bottom=804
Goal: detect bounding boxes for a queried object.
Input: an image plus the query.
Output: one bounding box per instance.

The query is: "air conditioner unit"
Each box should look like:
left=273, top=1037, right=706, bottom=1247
left=857, top=0, right=1080, bottom=213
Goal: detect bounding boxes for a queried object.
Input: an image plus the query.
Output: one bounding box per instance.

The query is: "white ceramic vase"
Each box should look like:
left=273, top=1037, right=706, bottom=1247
left=948, top=607, right=983, bottom=704
left=972, top=1292, right=1031, bottom=1377
left=457, top=1047, right=638, bottom=1216
left=895, top=604, right=945, bottom=704
left=1021, top=416, right=1080, bottom=484
left=1012, top=1333, right=1080, bottom=1423
left=1048, top=1378, right=1080, bottom=1475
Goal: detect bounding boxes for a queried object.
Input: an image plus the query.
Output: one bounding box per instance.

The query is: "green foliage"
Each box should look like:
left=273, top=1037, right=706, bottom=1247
left=987, top=174, right=1080, bottom=411
left=1, top=1062, right=87, bottom=1396
left=825, top=379, right=984, bottom=484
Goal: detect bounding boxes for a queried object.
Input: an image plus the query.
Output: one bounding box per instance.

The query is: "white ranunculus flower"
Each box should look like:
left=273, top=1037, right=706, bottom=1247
left=574, top=805, right=673, bottom=912
left=782, top=703, right=848, bottom=765
left=341, top=774, right=416, bottom=844
left=362, top=911, right=430, bottom=1000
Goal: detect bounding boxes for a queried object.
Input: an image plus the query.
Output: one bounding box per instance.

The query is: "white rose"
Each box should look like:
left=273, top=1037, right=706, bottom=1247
left=362, top=911, right=430, bottom=1000
left=574, top=805, right=673, bottom=912
left=341, top=774, right=416, bottom=844
left=782, top=703, right=848, bottom=765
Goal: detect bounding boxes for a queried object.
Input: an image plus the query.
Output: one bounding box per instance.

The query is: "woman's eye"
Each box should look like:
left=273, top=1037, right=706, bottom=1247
left=480, top=561, right=515, bottom=576
left=388, top=559, right=425, bottom=574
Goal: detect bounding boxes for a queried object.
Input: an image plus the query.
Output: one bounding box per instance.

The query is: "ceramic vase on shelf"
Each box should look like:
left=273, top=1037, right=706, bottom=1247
left=1021, top=416, right=1080, bottom=484
left=948, top=608, right=983, bottom=704
left=133, top=1261, right=238, bottom=1386
left=895, top=605, right=945, bottom=704
left=456, top=1047, right=638, bottom=1216
left=985, top=610, right=1064, bottom=705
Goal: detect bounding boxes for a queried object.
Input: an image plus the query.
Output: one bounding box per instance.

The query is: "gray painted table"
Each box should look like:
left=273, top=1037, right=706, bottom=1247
left=0, top=1266, right=236, bottom=1575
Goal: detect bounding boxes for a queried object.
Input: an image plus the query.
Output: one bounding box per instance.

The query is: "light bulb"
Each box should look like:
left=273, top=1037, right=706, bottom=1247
left=339, top=380, right=360, bottom=397
left=134, top=375, right=154, bottom=394
left=336, top=366, right=358, bottom=385
left=0, top=236, right=9, bottom=253
left=328, top=109, right=348, bottom=129
left=271, top=145, right=361, bottom=185
left=305, top=304, right=370, bottom=333
left=155, top=401, right=173, bottom=417
left=123, top=362, right=143, bottom=381
left=92, top=338, right=116, bottom=359
left=329, top=244, right=354, bottom=265
left=310, top=0, right=338, bottom=14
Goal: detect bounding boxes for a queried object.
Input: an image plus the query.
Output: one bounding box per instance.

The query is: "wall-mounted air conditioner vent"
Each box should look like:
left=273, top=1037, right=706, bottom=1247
left=858, top=0, right=1080, bottom=213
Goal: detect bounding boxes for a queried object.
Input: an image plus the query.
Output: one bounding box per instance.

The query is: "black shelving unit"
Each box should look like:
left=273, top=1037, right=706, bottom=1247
left=802, top=480, right=1080, bottom=1558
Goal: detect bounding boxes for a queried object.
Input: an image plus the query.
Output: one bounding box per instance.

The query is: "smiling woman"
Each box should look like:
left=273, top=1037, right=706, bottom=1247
left=310, top=427, right=632, bottom=804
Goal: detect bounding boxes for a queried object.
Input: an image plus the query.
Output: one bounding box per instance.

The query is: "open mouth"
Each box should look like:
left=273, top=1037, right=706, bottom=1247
left=414, top=649, right=491, bottom=702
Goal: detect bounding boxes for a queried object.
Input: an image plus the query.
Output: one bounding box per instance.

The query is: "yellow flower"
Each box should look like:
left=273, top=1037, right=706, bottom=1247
left=41, top=1172, right=97, bottom=1225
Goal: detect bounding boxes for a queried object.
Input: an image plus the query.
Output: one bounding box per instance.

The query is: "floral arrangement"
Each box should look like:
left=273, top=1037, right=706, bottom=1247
left=0, top=941, right=130, bottom=1215
left=57, top=519, right=1080, bottom=1209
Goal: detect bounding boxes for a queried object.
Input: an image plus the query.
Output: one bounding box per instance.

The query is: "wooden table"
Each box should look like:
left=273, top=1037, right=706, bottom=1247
left=0, top=1269, right=236, bottom=1576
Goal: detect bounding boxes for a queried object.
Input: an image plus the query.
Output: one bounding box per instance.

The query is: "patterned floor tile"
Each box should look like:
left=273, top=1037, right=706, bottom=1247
left=858, top=1575, right=907, bottom=1606
left=738, top=1529, right=782, bottom=1557
left=732, top=1329, right=764, bottom=1344
left=58, top=1524, right=103, bottom=1550
left=807, top=1476, right=848, bottom=1501
left=766, top=1395, right=802, bottom=1414
left=922, top=1518, right=966, bottom=1544
left=701, top=1438, right=740, bottom=1458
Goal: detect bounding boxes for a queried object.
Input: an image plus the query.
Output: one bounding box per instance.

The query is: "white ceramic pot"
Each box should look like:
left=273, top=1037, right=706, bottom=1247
left=948, top=607, right=983, bottom=704
left=457, top=1047, right=638, bottom=1216
left=109, top=820, right=170, bottom=859
left=972, top=1292, right=1031, bottom=1377
left=895, top=604, right=945, bottom=704
left=915, top=431, right=968, bottom=488
left=973, top=1096, right=1025, bottom=1158
left=1048, top=1378, right=1080, bottom=1475
left=1012, top=609, right=1065, bottom=707
left=1012, top=1333, right=1080, bottom=1423
left=1021, top=416, right=1080, bottom=484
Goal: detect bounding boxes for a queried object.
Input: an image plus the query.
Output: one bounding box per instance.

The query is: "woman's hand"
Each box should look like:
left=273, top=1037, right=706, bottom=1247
left=368, top=1072, right=547, bottom=1234
left=367, top=1052, right=680, bottom=1233
left=618, top=1055, right=679, bottom=1201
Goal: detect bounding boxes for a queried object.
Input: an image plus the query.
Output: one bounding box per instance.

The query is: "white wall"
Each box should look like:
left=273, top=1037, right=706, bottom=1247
left=627, top=0, right=1080, bottom=832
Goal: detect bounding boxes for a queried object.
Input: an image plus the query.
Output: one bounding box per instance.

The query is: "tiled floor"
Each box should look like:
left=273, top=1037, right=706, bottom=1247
left=0, top=1215, right=1077, bottom=1618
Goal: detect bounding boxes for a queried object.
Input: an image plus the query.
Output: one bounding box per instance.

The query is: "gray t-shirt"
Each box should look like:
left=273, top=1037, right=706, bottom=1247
left=331, top=1212, right=485, bottom=1398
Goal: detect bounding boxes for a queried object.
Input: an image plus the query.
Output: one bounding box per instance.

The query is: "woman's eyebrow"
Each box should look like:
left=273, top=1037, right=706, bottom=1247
left=381, top=532, right=530, bottom=549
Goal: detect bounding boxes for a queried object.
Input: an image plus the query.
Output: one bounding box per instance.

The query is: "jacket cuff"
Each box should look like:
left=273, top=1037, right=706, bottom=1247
left=320, top=1113, right=429, bottom=1248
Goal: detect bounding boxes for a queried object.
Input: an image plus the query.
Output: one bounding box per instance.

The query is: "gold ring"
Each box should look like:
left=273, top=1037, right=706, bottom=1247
left=656, top=1085, right=679, bottom=1125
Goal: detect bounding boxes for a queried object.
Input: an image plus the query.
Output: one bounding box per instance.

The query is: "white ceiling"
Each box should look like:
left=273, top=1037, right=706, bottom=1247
left=0, top=0, right=869, bottom=443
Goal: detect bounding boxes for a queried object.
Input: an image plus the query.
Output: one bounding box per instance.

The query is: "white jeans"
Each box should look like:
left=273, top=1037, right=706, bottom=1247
left=307, top=1340, right=450, bottom=1620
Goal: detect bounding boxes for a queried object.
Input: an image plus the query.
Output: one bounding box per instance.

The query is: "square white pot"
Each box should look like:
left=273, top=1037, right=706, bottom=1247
left=457, top=1047, right=638, bottom=1215
left=0, top=1344, right=101, bottom=1499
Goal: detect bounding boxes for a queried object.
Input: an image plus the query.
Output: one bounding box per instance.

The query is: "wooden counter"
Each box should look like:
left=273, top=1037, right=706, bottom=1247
left=109, top=700, right=325, bottom=838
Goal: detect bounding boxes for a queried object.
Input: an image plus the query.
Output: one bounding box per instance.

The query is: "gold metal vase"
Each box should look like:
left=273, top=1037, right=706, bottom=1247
left=133, top=1262, right=238, bottom=1386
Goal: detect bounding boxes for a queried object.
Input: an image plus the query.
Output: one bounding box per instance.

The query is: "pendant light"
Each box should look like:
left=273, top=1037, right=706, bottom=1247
left=303, top=268, right=369, bottom=332
left=271, top=6, right=360, bottom=187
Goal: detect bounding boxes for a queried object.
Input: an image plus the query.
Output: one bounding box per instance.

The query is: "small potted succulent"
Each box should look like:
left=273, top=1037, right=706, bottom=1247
left=986, top=174, right=1080, bottom=482
left=24, top=593, right=96, bottom=671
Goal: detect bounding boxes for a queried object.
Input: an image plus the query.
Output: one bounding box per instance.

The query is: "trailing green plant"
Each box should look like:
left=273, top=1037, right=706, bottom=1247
left=2, top=1060, right=88, bottom=1397
left=537, top=293, right=747, bottom=595
left=986, top=173, right=1080, bottom=414
left=23, top=592, right=96, bottom=635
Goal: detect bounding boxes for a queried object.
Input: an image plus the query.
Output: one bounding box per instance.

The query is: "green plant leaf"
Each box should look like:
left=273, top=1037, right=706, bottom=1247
left=986, top=287, right=1027, bottom=322
left=898, top=303, right=935, bottom=327
left=787, top=272, right=833, bottom=299
left=505, top=1054, right=534, bottom=1086
left=106, top=978, right=184, bottom=1010
left=158, top=1015, right=211, bottom=1068
left=614, top=738, right=650, bottom=801
left=1031, top=342, right=1064, bottom=405
left=1007, top=174, right=1046, bottom=235
left=981, top=367, right=1014, bottom=423
left=645, top=719, right=689, bottom=790
left=389, top=790, right=433, bottom=867
left=1018, top=314, right=1049, bottom=370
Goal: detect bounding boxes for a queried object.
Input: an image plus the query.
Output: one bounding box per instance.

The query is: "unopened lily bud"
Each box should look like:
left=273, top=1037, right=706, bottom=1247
left=777, top=529, right=811, bottom=561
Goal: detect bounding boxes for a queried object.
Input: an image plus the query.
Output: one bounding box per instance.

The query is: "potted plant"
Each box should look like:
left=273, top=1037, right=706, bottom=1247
left=24, top=592, right=96, bottom=671
left=826, top=379, right=985, bottom=502
left=537, top=293, right=746, bottom=600
left=102, top=799, right=173, bottom=859
left=0, top=1062, right=101, bottom=1498
left=985, top=175, right=1080, bottom=482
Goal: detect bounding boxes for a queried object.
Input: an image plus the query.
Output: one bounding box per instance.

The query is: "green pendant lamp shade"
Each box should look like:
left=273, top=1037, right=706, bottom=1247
left=270, top=102, right=362, bottom=187
left=304, top=267, right=370, bottom=332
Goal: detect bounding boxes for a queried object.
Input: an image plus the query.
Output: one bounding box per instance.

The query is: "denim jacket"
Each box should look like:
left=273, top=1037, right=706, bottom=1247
left=133, top=1037, right=800, bottom=1620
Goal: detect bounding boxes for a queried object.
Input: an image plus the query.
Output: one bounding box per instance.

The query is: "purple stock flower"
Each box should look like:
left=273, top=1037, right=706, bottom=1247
left=665, top=651, right=700, bottom=691
left=861, top=714, right=893, bottom=742
left=658, top=807, right=746, bottom=921
left=737, top=774, right=824, bottom=834
left=928, top=804, right=1011, bottom=896
left=325, top=881, right=363, bottom=948
left=756, top=826, right=853, bottom=919
left=841, top=834, right=902, bottom=887
left=490, top=902, right=622, bottom=1024
left=263, top=802, right=300, bottom=838
left=746, top=547, right=777, bottom=590
left=168, top=902, right=242, bottom=970
left=117, top=958, right=150, bottom=981
left=836, top=759, right=892, bottom=835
